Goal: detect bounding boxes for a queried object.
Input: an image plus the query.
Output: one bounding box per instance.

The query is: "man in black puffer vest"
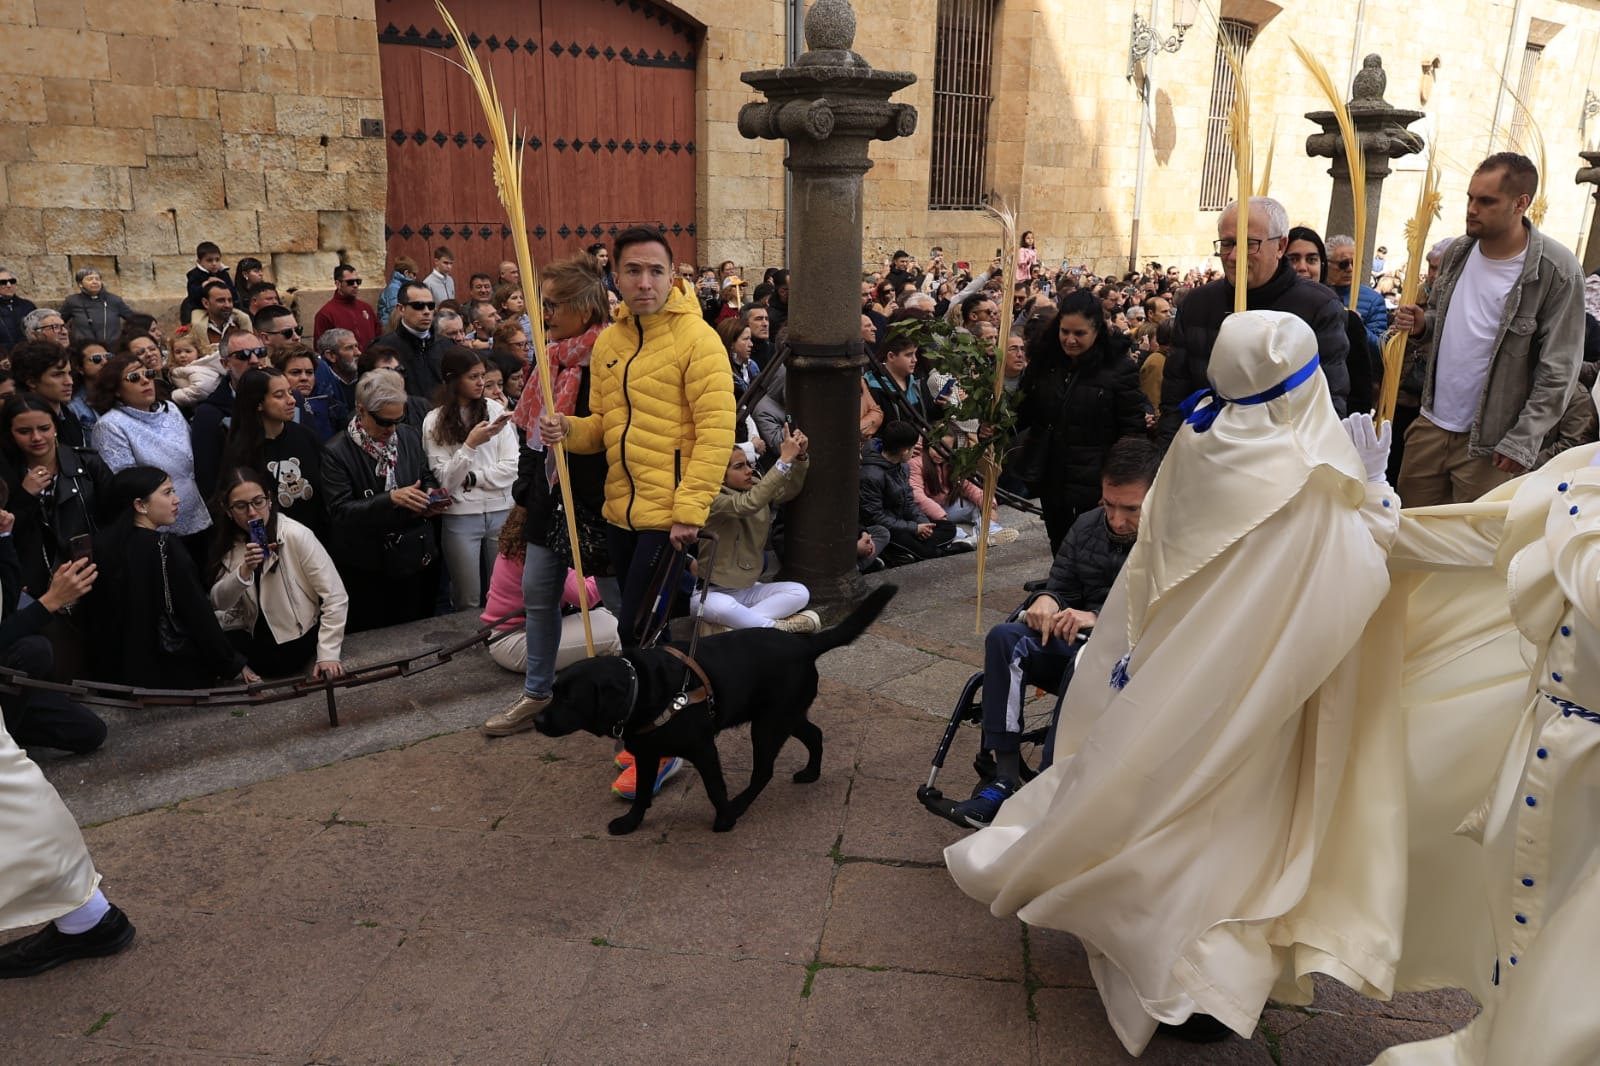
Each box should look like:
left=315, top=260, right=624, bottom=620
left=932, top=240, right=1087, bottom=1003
left=1158, top=197, right=1350, bottom=446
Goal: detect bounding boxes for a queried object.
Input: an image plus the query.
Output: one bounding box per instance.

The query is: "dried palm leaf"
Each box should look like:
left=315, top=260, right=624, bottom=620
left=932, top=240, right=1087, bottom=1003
left=1377, top=145, right=1443, bottom=423
left=436, top=1, right=594, bottom=653
left=1501, top=80, right=1549, bottom=226
left=1292, top=39, right=1366, bottom=313
left=1256, top=117, right=1277, bottom=198
left=1221, top=36, right=1252, bottom=314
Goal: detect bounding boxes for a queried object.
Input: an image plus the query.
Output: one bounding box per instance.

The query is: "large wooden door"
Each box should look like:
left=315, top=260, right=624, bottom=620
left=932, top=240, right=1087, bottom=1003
left=377, top=0, right=701, bottom=277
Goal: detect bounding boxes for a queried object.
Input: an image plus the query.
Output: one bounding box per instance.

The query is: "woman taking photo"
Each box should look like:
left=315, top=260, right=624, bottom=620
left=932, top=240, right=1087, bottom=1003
left=422, top=347, right=517, bottom=610
left=482, top=253, right=611, bottom=738
left=87, top=465, right=254, bottom=688
left=1018, top=289, right=1147, bottom=554
left=0, top=394, right=114, bottom=599
left=323, top=368, right=445, bottom=631
left=220, top=367, right=327, bottom=540
left=208, top=466, right=348, bottom=680
left=88, top=352, right=211, bottom=557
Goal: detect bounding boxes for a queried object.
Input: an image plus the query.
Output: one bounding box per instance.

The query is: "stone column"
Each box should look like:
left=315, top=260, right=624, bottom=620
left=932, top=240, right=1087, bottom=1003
left=1305, top=55, right=1425, bottom=259
left=1576, top=151, right=1600, bottom=273
left=739, top=0, right=917, bottom=618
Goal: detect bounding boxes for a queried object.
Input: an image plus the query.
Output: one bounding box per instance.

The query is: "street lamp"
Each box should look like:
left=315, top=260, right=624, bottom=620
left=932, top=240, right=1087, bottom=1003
left=1127, top=0, right=1198, bottom=79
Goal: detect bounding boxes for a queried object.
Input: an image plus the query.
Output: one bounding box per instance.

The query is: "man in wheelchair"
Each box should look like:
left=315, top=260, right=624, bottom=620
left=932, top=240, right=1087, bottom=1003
left=949, top=437, right=1162, bottom=827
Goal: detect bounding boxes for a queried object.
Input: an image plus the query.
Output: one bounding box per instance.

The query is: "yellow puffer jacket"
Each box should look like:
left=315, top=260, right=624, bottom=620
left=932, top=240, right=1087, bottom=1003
left=566, top=281, right=736, bottom=530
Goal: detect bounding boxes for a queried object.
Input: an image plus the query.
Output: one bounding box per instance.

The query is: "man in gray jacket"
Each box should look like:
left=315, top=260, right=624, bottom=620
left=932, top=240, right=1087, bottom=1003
left=1393, top=152, right=1584, bottom=504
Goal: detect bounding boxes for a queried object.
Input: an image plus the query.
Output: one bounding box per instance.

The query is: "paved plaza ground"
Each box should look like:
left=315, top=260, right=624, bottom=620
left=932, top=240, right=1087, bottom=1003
left=6, top=517, right=1476, bottom=1064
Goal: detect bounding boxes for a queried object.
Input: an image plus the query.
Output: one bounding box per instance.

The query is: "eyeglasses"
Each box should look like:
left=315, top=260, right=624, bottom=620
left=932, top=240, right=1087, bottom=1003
left=40, top=322, right=68, bottom=333
left=1213, top=238, right=1270, bottom=254
left=365, top=411, right=404, bottom=428
left=541, top=300, right=558, bottom=315
left=229, top=346, right=268, bottom=362
left=339, top=277, right=363, bottom=286
left=227, top=495, right=270, bottom=515
left=123, top=369, right=155, bottom=383
left=85, top=353, right=109, bottom=365
left=1331, top=259, right=1354, bottom=270
left=267, top=325, right=303, bottom=339
left=0, top=278, right=16, bottom=286
left=405, top=300, right=436, bottom=311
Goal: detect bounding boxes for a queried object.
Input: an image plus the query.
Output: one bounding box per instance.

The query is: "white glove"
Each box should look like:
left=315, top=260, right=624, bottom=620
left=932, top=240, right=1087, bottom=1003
left=1342, top=412, right=1392, bottom=484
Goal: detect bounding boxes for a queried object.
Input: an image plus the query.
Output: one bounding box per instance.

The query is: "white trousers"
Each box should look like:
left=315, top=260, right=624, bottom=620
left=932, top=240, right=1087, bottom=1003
left=700, top=582, right=809, bottom=629
left=487, top=608, right=622, bottom=673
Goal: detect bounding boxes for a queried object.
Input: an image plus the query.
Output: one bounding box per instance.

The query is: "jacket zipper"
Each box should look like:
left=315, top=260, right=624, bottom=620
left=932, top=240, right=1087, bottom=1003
left=620, top=315, right=645, bottom=530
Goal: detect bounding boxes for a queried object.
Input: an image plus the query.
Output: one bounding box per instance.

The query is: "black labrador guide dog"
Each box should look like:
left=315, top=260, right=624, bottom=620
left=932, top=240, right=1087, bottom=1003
left=534, top=586, right=895, bottom=835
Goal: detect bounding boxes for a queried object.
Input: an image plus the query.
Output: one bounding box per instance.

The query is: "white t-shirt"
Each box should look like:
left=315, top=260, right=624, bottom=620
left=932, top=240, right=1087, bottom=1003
left=1424, top=243, right=1525, bottom=433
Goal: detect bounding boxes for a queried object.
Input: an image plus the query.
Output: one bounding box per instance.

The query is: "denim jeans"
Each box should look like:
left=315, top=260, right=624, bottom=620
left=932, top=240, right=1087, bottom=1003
left=521, top=542, right=566, bottom=698
left=441, top=509, right=509, bottom=610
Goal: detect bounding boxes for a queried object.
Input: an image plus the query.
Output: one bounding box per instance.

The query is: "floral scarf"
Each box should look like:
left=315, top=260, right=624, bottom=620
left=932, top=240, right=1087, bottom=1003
left=514, top=324, right=602, bottom=444
left=347, top=415, right=399, bottom=490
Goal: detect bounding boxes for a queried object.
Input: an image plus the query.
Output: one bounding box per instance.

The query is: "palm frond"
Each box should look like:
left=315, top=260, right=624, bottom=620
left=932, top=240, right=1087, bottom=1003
left=436, top=1, right=594, bottom=653
left=1500, top=79, right=1548, bottom=225
left=1293, top=39, right=1365, bottom=313
left=1221, top=36, right=1252, bottom=314
left=975, top=193, right=1020, bottom=629
left=1377, top=143, right=1443, bottom=423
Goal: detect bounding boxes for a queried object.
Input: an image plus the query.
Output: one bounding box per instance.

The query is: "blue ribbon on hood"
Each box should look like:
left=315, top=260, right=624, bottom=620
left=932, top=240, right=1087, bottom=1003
left=1179, top=353, right=1321, bottom=433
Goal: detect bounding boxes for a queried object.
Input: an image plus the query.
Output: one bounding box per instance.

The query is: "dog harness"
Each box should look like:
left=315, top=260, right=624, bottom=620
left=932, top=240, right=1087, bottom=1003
left=631, top=646, right=717, bottom=734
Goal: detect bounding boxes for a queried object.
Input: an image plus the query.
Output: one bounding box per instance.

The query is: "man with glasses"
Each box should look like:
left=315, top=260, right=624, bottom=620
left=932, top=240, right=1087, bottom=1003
left=21, top=310, right=68, bottom=350
left=1156, top=196, right=1350, bottom=445
left=192, top=331, right=271, bottom=495
left=254, top=305, right=304, bottom=359
left=314, top=264, right=379, bottom=347
left=193, top=279, right=251, bottom=353
left=0, top=269, right=37, bottom=354
left=375, top=281, right=441, bottom=399
left=1324, top=234, right=1389, bottom=355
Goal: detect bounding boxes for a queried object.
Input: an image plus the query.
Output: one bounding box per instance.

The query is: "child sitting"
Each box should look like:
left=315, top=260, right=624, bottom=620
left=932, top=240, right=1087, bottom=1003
left=698, top=427, right=819, bottom=633
left=860, top=421, right=972, bottom=564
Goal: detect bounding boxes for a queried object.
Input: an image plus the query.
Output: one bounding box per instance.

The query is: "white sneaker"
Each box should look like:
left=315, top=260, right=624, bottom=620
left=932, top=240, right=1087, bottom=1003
left=773, top=610, right=821, bottom=633
left=987, top=527, right=1020, bottom=546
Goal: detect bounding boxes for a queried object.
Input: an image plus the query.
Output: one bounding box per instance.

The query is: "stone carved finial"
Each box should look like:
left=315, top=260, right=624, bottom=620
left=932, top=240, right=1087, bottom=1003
left=805, top=0, right=856, bottom=52
left=1350, top=54, right=1390, bottom=110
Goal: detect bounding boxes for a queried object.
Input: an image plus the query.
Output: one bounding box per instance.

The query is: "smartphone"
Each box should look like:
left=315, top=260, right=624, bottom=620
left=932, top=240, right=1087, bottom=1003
left=937, top=378, right=956, bottom=399
left=247, top=518, right=268, bottom=550
left=427, top=488, right=450, bottom=507
left=68, top=533, right=92, bottom=564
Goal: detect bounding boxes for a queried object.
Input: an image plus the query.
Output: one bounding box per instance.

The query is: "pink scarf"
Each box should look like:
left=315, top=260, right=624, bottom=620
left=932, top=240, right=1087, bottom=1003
left=514, top=324, right=601, bottom=442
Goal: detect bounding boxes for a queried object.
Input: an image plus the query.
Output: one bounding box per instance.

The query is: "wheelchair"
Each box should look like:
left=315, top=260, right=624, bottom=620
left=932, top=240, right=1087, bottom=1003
left=917, top=597, right=1084, bottom=828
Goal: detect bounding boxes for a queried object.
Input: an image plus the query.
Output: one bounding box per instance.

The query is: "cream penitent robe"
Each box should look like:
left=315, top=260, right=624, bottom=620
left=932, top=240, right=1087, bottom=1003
left=946, top=470, right=1405, bottom=1055
left=0, top=712, right=100, bottom=932
left=1371, top=444, right=1600, bottom=1065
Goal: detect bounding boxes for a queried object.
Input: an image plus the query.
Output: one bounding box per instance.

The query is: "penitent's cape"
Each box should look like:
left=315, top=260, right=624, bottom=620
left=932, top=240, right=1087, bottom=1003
left=946, top=311, right=1406, bottom=1055
left=0, top=713, right=100, bottom=932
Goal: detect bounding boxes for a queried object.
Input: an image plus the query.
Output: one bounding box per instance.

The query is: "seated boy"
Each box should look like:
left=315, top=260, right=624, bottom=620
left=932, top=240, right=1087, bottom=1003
left=949, top=437, right=1161, bottom=827
left=698, top=429, right=818, bottom=633
left=859, top=421, right=969, bottom=564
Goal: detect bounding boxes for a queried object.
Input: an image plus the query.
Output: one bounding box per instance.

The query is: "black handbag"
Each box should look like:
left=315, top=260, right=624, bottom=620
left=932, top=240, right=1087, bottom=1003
left=380, top=522, right=437, bottom=578
left=157, top=533, right=195, bottom=658
left=545, top=498, right=611, bottom=575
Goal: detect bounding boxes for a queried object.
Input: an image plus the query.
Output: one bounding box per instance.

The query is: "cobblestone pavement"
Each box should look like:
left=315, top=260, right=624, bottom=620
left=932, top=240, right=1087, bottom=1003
left=7, top=517, right=1476, bottom=1064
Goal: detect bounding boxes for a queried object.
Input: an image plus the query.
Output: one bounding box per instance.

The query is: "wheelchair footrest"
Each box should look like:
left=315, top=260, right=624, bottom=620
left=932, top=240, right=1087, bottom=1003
left=917, top=785, right=973, bottom=829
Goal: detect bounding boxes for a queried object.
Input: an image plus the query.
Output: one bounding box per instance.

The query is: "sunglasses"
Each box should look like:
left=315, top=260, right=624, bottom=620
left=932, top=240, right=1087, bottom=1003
left=267, top=325, right=303, bottom=339
left=0, top=278, right=16, bottom=286
left=229, top=346, right=268, bottom=361
left=340, top=278, right=363, bottom=286
left=85, top=353, right=110, bottom=365
left=1331, top=259, right=1355, bottom=270
left=123, top=369, right=155, bottom=383
left=405, top=300, right=436, bottom=311
left=366, top=412, right=404, bottom=428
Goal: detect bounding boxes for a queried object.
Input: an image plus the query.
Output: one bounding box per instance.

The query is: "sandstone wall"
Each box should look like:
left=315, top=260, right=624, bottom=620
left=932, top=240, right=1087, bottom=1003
left=0, top=0, right=386, bottom=307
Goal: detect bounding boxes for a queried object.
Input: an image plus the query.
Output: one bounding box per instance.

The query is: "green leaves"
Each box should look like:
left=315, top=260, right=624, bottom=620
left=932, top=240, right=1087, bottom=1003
left=879, top=318, right=1020, bottom=485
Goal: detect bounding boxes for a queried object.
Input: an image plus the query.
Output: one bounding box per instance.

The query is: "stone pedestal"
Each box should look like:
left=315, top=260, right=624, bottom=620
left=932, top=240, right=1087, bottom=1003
left=1576, top=151, right=1600, bottom=273
left=1305, top=55, right=1424, bottom=260
left=739, top=0, right=917, bottom=620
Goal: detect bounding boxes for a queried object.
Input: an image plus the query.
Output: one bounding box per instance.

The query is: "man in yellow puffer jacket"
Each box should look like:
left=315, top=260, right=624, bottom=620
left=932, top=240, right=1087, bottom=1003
left=540, top=227, right=736, bottom=647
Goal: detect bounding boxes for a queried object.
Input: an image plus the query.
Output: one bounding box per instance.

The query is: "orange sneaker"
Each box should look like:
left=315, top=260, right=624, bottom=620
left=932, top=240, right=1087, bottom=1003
left=611, top=757, right=683, bottom=800
left=614, top=749, right=634, bottom=770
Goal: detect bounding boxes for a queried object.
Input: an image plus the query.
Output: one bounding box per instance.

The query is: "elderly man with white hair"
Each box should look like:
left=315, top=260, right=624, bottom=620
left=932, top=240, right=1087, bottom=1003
left=21, top=308, right=68, bottom=349
left=948, top=310, right=1406, bottom=1054
left=1157, top=197, right=1352, bottom=444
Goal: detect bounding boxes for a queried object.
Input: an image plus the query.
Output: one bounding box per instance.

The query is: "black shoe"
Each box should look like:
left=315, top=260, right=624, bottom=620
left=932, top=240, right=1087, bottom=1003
left=1158, top=1014, right=1234, bottom=1043
left=0, top=904, right=135, bottom=978
left=948, top=777, right=1016, bottom=828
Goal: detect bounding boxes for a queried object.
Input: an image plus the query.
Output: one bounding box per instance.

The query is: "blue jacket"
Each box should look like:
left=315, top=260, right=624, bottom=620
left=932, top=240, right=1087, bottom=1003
left=1333, top=283, right=1390, bottom=351
left=311, top=359, right=354, bottom=437
left=377, top=270, right=409, bottom=326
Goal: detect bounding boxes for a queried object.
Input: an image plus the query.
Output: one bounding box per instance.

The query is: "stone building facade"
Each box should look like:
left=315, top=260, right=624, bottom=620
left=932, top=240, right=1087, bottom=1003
left=6, top=0, right=1600, bottom=307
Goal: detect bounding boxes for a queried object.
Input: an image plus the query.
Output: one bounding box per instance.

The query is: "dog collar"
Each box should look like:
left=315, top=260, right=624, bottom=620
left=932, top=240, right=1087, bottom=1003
left=611, top=657, right=641, bottom=739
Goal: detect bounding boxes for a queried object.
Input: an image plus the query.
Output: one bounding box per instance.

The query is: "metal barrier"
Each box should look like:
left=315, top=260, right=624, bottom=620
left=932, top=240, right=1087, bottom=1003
left=0, top=616, right=520, bottom=728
